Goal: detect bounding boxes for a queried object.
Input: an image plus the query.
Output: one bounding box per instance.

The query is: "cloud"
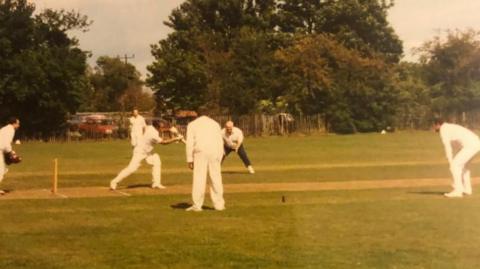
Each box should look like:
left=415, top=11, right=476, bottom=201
left=30, top=0, right=480, bottom=70
left=388, top=0, right=480, bottom=61
left=31, top=0, right=185, bottom=77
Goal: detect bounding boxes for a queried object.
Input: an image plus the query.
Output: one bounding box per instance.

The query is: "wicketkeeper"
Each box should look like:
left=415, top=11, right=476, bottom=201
left=0, top=117, right=21, bottom=195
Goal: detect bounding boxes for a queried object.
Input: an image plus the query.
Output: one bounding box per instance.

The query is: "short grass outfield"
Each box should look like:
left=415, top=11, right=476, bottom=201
left=1, top=131, right=480, bottom=268
left=0, top=130, right=470, bottom=190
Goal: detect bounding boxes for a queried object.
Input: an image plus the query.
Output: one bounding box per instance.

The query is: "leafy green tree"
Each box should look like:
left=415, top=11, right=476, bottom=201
left=277, top=0, right=403, bottom=62
left=87, top=56, right=150, bottom=112
left=393, top=62, right=432, bottom=129
left=149, top=0, right=403, bottom=133
left=0, top=0, right=91, bottom=138
left=417, top=29, right=480, bottom=121
left=148, top=0, right=279, bottom=114
left=276, top=34, right=398, bottom=133
left=165, top=0, right=277, bottom=41
left=147, top=32, right=209, bottom=113
left=218, top=28, right=285, bottom=115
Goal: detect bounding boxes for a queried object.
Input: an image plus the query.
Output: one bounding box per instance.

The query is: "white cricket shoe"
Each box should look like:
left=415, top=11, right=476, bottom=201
left=0, top=190, right=5, bottom=195
left=109, top=181, right=117, bottom=191
left=215, top=206, right=226, bottom=211
left=444, top=191, right=463, bottom=198
left=185, top=206, right=202, bottom=212
left=463, top=190, right=472, bottom=196
left=151, top=184, right=166, bottom=189
left=247, top=165, right=255, bottom=174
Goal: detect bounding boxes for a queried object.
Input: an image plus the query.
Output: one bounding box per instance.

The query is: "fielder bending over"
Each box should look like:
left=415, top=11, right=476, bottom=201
left=434, top=119, right=480, bottom=198
left=110, top=120, right=181, bottom=190
left=222, top=121, right=255, bottom=174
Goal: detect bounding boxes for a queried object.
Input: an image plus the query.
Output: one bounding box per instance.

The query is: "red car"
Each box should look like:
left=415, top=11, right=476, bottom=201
left=77, top=114, right=118, bottom=138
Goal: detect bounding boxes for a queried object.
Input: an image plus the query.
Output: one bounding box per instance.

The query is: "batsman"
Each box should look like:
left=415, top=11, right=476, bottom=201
left=110, top=120, right=182, bottom=190
left=0, top=117, right=21, bottom=195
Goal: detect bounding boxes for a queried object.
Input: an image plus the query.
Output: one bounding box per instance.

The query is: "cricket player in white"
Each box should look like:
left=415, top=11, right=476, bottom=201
left=222, top=121, right=254, bottom=174
left=185, top=114, right=225, bottom=212
left=0, top=117, right=20, bottom=195
left=434, top=119, right=480, bottom=197
left=110, top=120, right=180, bottom=190
left=129, top=109, right=147, bottom=147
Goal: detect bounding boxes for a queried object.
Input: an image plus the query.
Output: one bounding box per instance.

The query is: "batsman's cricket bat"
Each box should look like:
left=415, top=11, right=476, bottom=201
left=169, top=126, right=186, bottom=144
left=178, top=135, right=186, bottom=144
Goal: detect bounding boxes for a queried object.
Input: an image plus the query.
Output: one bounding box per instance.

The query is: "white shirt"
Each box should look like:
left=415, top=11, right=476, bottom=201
left=222, top=126, right=244, bottom=149
left=134, top=125, right=163, bottom=154
left=186, top=116, right=223, bottom=163
left=0, top=124, right=15, bottom=153
left=129, top=115, right=146, bottom=134
left=439, top=123, right=480, bottom=162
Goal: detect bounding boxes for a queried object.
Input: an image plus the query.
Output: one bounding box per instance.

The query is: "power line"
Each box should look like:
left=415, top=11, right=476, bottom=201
left=117, top=54, right=135, bottom=64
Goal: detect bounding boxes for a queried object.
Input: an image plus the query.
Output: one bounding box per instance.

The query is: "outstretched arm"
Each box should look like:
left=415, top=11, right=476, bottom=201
left=440, top=130, right=453, bottom=163
left=443, top=140, right=453, bottom=164
left=160, top=136, right=183, bottom=145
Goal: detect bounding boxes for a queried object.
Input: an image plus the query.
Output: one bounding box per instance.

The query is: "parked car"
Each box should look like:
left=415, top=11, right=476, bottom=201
left=67, top=114, right=88, bottom=126
left=77, top=114, right=118, bottom=138
left=156, top=110, right=197, bottom=137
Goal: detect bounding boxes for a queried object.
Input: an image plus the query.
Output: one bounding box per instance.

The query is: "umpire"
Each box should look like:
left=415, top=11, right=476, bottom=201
left=221, top=121, right=255, bottom=174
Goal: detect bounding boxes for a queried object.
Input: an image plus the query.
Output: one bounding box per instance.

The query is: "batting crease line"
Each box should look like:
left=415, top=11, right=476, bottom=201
left=54, top=193, right=69, bottom=198
left=41, top=189, right=69, bottom=198
left=114, top=190, right=131, bottom=197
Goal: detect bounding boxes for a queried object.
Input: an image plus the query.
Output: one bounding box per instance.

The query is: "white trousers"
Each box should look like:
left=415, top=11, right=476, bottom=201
left=130, top=131, right=143, bottom=147
left=191, top=152, right=225, bottom=210
left=0, top=152, right=5, bottom=183
left=450, top=144, right=480, bottom=193
left=112, top=152, right=161, bottom=186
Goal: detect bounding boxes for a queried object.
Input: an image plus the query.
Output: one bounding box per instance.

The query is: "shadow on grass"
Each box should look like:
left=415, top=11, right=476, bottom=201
left=126, top=184, right=151, bottom=189
left=408, top=191, right=445, bottom=196
left=170, top=202, right=214, bottom=211
left=222, top=171, right=247, bottom=174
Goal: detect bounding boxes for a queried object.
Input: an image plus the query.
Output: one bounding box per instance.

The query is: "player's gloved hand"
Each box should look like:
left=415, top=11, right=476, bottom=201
left=4, top=151, right=21, bottom=165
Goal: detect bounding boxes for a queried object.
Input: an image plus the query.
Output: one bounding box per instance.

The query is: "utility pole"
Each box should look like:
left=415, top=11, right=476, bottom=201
left=116, top=54, right=136, bottom=113
left=118, top=54, right=135, bottom=64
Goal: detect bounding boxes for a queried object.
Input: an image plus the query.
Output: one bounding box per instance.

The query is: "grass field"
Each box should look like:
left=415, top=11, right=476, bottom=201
left=1, top=131, right=480, bottom=268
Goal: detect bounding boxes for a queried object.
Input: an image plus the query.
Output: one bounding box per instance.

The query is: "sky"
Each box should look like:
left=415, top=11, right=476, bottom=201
left=387, top=0, right=480, bottom=61
left=31, top=0, right=480, bottom=77
left=32, top=0, right=185, bottom=78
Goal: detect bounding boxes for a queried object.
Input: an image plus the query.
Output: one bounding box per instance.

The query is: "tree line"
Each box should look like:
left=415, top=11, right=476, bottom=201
left=1, top=0, right=480, bottom=137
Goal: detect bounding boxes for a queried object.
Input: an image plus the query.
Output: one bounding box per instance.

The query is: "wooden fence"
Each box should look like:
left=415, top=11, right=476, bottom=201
left=211, top=114, right=325, bottom=136
left=31, top=113, right=327, bottom=142
left=393, top=110, right=480, bottom=131
left=56, top=109, right=480, bottom=142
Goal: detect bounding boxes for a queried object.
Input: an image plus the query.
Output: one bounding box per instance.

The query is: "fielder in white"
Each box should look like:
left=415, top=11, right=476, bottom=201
left=110, top=120, right=181, bottom=190
left=0, top=117, right=20, bottom=195
left=434, top=119, right=480, bottom=198
left=185, top=114, right=225, bottom=212
left=129, top=109, right=147, bottom=147
left=222, top=121, right=255, bottom=174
